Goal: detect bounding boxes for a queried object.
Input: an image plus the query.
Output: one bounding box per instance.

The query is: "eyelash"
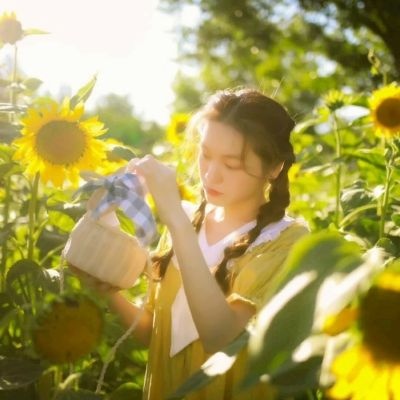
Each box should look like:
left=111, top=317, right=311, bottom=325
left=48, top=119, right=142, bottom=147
left=201, top=153, right=240, bottom=170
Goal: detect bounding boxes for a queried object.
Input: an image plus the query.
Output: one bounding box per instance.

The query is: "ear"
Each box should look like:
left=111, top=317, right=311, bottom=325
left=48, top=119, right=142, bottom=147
left=269, top=161, right=284, bottom=180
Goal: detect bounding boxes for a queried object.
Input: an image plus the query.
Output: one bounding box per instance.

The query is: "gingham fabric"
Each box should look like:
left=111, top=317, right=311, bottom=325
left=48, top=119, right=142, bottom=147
left=75, top=173, right=157, bottom=246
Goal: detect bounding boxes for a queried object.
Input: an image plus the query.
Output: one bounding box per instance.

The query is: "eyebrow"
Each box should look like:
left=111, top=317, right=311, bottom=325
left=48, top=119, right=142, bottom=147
left=201, top=144, right=242, bottom=160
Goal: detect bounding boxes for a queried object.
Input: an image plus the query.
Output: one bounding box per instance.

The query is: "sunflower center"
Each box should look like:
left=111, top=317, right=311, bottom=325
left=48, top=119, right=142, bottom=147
left=36, top=120, right=86, bottom=165
left=376, top=98, right=400, bottom=129
left=359, top=286, right=400, bottom=363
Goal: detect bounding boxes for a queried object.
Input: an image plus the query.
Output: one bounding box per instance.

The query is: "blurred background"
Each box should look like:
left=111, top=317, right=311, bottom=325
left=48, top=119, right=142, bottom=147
left=1, top=0, right=399, bottom=149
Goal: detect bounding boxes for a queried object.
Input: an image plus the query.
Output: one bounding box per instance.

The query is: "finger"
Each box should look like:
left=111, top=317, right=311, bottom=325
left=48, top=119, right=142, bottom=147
left=126, top=157, right=140, bottom=174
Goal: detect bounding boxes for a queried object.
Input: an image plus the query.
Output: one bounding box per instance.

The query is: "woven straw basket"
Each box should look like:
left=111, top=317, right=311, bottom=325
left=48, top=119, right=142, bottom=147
left=63, top=189, right=149, bottom=289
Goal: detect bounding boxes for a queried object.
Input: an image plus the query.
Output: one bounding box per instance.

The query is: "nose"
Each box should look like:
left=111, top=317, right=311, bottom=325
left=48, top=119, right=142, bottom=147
left=204, top=161, right=223, bottom=184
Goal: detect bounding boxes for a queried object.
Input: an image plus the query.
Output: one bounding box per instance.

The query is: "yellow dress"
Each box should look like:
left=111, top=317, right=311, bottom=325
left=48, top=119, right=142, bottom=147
left=143, top=221, right=309, bottom=400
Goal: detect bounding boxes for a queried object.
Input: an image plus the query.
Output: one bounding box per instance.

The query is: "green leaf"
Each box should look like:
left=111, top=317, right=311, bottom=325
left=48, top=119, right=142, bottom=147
left=47, top=210, right=76, bottom=232
left=6, top=259, right=44, bottom=304
left=270, top=356, right=323, bottom=396
left=167, top=330, right=250, bottom=399
left=22, top=77, right=43, bottom=92
left=293, top=117, right=324, bottom=134
left=0, top=121, right=21, bottom=144
left=392, top=214, right=400, bottom=226
left=107, top=382, right=143, bottom=400
left=0, top=223, right=13, bottom=245
left=23, top=28, right=49, bottom=36
left=116, top=210, right=136, bottom=236
left=0, top=356, right=44, bottom=390
left=0, top=162, right=19, bottom=178
left=54, top=389, right=103, bottom=400
left=240, top=232, right=363, bottom=391
left=341, top=180, right=375, bottom=213
left=375, top=237, right=397, bottom=255
left=70, top=75, right=97, bottom=108
left=348, top=149, right=386, bottom=171
left=107, top=145, right=137, bottom=162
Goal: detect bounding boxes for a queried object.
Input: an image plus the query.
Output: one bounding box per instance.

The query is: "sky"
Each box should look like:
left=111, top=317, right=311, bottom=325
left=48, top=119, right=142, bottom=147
left=1, top=0, right=179, bottom=124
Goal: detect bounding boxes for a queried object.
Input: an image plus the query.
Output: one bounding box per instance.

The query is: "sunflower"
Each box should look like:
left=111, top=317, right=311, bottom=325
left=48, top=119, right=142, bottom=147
left=0, top=12, right=23, bottom=45
left=166, top=113, right=190, bottom=144
left=32, top=295, right=103, bottom=364
left=323, top=90, right=350, bottom=112
left=327, top=271, right=400, bottom=399
left=13, top=99, right=108, bottom=187
left=369, top=83, right=400, bottom=136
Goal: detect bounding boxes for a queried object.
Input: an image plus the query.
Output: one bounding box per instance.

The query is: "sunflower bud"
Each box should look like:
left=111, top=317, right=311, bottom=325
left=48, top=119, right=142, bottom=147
left=0, top=12, right=23, bottom=45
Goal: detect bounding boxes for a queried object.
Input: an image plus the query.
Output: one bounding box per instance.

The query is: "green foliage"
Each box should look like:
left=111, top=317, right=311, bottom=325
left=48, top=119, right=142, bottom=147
left=93, top=94, right=164, bottom=152
left=0, top=356, right=44, bottom=390
left=161, top=0, right=396, bottom=114
left=70, top=75, right=98, bottom=109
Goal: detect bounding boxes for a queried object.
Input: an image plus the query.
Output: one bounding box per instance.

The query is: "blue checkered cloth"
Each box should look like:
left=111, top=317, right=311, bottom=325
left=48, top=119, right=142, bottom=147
left=75, top=173, right=157, bottom=246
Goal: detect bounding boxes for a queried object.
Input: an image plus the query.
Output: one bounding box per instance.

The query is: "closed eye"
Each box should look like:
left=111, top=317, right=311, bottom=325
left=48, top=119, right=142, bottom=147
left=225, top=163, right=242, bottom=170
left=200, top=151, right=211, bottom=160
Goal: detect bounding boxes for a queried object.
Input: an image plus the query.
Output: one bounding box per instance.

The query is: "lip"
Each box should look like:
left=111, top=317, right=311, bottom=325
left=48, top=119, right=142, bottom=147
left=205, top=187, right=223, bottom=196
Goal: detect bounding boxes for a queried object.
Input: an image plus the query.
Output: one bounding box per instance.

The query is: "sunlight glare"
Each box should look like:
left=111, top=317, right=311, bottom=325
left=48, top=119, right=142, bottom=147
left=1, top=0, right=178, bottom=123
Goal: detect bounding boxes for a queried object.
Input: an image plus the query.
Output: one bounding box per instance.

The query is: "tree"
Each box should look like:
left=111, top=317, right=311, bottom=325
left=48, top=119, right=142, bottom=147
left=161, top=0, right=398, bottom=115
left=299, top=0, right=400, bottom=76
left=93, top=94, right=163, bottom=152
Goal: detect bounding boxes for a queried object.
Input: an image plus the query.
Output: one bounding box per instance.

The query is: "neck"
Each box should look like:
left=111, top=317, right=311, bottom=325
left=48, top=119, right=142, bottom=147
left=211, top=195, right=265, bottom=225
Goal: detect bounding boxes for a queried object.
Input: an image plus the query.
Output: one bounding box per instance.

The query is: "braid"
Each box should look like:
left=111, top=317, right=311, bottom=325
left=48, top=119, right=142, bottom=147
left=151, top=195, right=207, bottom=281
left=214, top=159, right=293, bottom=293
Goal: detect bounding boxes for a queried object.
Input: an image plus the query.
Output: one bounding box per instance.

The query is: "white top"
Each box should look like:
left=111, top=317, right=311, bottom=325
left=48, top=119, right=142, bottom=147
left=169, top=202, right=295, bottom=356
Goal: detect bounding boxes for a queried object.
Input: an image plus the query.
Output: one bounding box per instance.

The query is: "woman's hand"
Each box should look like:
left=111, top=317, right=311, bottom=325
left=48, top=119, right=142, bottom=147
left=127, top=155, right=185, bottom=227
left=68, top=264, right=121, bottom=295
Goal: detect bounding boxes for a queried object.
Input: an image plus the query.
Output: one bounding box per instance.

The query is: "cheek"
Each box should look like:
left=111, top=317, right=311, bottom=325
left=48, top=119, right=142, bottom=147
left=198, top=157, right=206, bottom=177
left=234, top=173, right=264, bottom=194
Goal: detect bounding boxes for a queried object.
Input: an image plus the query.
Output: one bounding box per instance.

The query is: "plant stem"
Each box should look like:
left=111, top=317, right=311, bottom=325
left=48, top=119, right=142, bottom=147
left=1, top=44, right=19, bottom=287
left=333, top=112, right=342, bottom=227
left=10, top=44, right=18, bottom=115
left=379, top=142, right=395, bottom=238
left=0, top=177, right=12, bottom=291
left=28, top=173, right=40, bottom=260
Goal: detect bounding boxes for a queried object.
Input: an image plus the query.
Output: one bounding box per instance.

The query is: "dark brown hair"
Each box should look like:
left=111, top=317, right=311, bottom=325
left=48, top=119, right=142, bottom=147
left=151, top=88, right=295, bottom=293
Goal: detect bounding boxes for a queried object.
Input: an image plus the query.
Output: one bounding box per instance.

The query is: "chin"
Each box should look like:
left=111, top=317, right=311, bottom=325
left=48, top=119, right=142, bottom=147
left=205, top=195, right=226, bottom=207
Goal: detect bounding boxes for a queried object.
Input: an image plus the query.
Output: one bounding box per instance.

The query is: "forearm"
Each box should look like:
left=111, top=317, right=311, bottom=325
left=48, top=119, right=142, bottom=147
left=168, top=210, right=250, bottom=352
left=106, top=292, right=153, bottom=346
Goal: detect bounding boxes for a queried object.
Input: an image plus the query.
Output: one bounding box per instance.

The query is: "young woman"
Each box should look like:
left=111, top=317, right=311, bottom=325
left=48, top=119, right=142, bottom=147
left=77, top=88, right=309, bottom=399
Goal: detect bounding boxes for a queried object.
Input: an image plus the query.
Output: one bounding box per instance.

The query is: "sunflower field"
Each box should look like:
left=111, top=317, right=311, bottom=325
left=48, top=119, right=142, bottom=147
left=1, top=10, right=400, bottom=400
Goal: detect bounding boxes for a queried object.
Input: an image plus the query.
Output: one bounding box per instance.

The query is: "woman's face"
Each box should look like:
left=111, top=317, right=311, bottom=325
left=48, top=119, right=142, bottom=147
left=198, top=119, right=267, bottom=209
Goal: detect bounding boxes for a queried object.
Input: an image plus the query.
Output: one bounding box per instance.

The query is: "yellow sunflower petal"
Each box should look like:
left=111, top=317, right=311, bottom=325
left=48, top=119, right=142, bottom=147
left=79, top=117, right=107, bottom=136
left=323, top=306, right=358, bottom=336
left=389, top=367, right=400, bottom=399
left=40, top=165, right=65, bottom=187
left=364, top=367, right=391, bottom=400
left=12, top=98, right=108, bottom=187
left=331, top=346, right=366, bottom=379
left=166, top=113, right=190, bottom=144
left=327, top=378, right=353, bottom=399
left=349, top=363, right=378, bottom=399
left=71, top=102, right=85, bottom=120
left=376, top=271, right=400, bottom=291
